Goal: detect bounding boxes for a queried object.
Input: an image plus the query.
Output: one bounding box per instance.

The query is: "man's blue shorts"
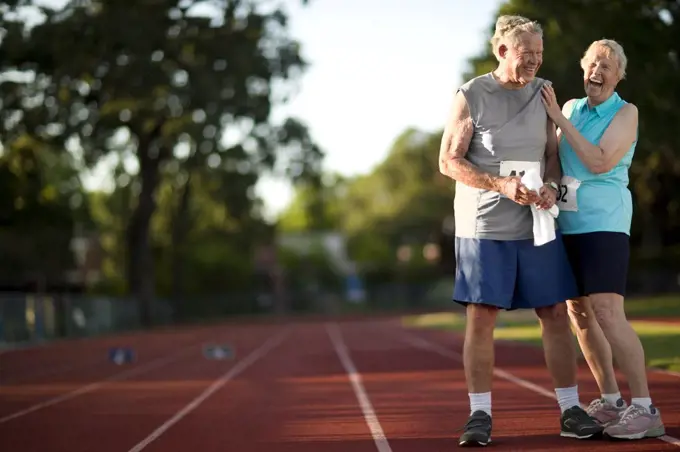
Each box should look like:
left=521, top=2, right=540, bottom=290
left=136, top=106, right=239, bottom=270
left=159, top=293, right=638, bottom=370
left=453, top=231, right=579, bottom=310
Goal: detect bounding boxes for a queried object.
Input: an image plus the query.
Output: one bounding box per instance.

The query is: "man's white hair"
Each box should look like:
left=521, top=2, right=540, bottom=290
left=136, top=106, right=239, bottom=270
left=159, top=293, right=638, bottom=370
left=581, top=39, right=628, bottom=80
left=490, top=15, right=543, bottom=60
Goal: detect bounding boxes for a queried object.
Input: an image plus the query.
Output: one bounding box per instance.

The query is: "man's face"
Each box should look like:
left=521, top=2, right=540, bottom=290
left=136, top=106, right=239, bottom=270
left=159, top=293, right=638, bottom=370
left=502, top=32, right=543, bottom=84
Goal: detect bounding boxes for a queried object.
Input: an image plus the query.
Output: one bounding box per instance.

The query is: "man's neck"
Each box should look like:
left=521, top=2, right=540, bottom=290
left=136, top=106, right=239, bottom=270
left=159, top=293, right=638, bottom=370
left=492, top=68, right=527, bottom=90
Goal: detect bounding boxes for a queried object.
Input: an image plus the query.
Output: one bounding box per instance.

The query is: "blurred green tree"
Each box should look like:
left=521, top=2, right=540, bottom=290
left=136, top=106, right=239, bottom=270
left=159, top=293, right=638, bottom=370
left=279, top=127, right=453, bottom=283
left=278, top=172, right=347, bottom=233
left=0, top=140, right=88, bottom=290
left=0, top=0, right=321, bottom=324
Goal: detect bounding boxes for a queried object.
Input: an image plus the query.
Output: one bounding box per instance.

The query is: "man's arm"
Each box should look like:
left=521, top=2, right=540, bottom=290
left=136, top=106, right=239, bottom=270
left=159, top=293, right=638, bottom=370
left=543, top=118, right=561, bottom=185
left=553, top=103, right=638, bottom=174
left=535, top=118, right=561, bottom=210
left=438, top=90, right=502, bottom=192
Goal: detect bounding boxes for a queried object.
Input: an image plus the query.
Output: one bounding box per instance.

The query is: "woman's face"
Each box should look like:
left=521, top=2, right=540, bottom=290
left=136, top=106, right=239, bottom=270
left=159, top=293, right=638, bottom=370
left=582, top=46, right=620, bottom=104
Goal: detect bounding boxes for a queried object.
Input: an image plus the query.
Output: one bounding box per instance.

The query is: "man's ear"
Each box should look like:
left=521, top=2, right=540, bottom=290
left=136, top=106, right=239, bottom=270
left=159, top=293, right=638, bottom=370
left=497, top=44, right=508, bottom=58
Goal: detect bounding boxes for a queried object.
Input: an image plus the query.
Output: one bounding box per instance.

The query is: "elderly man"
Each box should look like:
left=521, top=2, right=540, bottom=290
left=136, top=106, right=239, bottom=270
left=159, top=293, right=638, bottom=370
left=438, top=15, right=603, bottom=446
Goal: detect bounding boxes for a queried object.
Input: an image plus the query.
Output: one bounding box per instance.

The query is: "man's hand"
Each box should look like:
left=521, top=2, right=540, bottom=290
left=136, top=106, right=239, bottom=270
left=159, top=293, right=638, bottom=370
left=497, top=176, right=541, bottom=206
left=537, top=184, right=557, bottom=210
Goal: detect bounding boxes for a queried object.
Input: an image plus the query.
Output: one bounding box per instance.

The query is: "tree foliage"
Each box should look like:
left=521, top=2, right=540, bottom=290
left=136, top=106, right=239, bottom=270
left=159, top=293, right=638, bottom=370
left=0, top=142, right=86, bottom=289
left=279, top=127, right=453, bottom=275
left=0, top=0, right=322, bottom=323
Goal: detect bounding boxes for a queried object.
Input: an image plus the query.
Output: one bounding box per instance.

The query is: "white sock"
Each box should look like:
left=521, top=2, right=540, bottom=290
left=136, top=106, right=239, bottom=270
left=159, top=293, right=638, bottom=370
left=602, top=392, right=622, bottom=405
left=555, top=386, right=580, bottom=413
left=631, top=397, right=653, bottom=412
left=469, top=392, right=491, bottom=416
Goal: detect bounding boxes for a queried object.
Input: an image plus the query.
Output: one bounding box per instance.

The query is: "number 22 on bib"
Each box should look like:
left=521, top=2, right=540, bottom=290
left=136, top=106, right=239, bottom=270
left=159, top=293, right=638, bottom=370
left=557, top=176, right=581, bottom=211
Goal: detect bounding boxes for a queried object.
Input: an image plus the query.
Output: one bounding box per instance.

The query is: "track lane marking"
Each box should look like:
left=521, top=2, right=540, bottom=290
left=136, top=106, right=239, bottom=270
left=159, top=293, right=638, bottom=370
left=0, top=341, right=203, bottom=424
left=326, top=322, right=392, bottom=452
left=126, top=328, right=289, bottom=452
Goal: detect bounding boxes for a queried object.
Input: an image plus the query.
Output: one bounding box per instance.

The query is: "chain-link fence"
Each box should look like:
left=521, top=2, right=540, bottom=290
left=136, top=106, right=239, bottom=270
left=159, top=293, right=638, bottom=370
left=0, top=293, right=173, bottom=345
left=2, top=268, right=677, bottom=348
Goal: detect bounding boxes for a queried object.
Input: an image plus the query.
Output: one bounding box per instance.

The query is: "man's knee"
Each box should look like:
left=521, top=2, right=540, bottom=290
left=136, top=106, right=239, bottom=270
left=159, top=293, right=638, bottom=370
left=535, top=302, right=570, bottom=329
left=465, top=304, right=498, bottom=336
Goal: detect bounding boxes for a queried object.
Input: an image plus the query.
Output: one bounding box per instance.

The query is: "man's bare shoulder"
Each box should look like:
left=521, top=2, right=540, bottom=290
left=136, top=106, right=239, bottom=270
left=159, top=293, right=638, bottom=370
left=459, top=72, right=495, bottom=93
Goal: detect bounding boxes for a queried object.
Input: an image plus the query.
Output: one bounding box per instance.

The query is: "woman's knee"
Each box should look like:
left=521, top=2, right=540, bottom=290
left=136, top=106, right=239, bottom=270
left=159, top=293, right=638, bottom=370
left=589, top=293, right=625, bottom=330
left=566, top=297, right=592, bottom=330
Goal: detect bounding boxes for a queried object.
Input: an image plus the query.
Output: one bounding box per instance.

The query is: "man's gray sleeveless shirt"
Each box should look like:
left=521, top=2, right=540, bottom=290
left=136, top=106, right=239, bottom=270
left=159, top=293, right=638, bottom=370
left=454, top=73, right=551, bottom=240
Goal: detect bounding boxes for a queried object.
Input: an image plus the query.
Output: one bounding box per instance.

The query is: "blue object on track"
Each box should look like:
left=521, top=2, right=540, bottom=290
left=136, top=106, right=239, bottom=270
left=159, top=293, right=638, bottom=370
left=108, top=347, right=135, bottom=365
left=203, top=344, right=234, bottom=360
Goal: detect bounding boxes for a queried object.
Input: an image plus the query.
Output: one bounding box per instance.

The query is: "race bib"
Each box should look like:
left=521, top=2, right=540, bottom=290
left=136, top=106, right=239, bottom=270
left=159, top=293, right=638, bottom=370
left=498, top=160, right=541, bottom=200
left=499, top=160, right=541, bottom=178
left=557, top=176, right=581, bottom=212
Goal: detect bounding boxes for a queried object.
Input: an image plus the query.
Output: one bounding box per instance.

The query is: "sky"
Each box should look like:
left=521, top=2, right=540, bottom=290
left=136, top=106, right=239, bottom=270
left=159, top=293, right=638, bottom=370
left=257, top=0, right=503, bottom=219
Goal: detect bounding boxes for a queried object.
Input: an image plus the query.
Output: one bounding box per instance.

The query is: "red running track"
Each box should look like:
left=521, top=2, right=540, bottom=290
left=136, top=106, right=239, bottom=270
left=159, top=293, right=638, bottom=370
left=0, top=316, right=678, bottom=451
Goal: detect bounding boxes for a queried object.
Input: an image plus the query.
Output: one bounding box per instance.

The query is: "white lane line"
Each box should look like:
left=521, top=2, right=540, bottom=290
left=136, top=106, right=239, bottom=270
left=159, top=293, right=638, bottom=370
left=401, top=335, right=556, bottom=399
left=0, top=342, right=202, bottom=424
left=400, top=331, right=680, bottom=448
left=326, top=323, right=392, bottom=452
left=127, top=328, right=289, bottom=452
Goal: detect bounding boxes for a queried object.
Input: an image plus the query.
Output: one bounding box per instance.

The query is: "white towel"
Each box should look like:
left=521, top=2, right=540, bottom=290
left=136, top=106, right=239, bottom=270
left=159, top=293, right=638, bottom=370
left=521, top=169, right=559, bottom=246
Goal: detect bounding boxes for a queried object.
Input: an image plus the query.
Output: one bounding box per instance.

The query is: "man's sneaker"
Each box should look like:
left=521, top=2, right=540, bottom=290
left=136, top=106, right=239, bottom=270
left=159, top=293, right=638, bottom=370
left=604, top=404, right=665, bottom=440
left=458, top=410, right=492, bottom=447
left=560, top=405, right=604, bottom=439
left=586, top=397, right=628, bottom=427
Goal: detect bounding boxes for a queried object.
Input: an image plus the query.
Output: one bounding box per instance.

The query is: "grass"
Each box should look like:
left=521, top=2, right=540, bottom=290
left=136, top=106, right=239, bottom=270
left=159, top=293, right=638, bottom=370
left=402, top=294, right=680, bottom=372
left=617, top=294, right=680, bottom=318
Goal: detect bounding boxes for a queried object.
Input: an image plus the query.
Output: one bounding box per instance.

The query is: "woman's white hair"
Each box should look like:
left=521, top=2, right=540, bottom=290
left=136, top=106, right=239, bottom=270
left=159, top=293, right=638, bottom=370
left=581, top=39, right=628, bottom=80
left=490, top=15, right=543, bottom=60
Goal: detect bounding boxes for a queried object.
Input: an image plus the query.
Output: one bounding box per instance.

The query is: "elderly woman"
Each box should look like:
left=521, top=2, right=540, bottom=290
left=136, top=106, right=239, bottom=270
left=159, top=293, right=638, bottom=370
left=541, top=39, right=665, bottom=440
